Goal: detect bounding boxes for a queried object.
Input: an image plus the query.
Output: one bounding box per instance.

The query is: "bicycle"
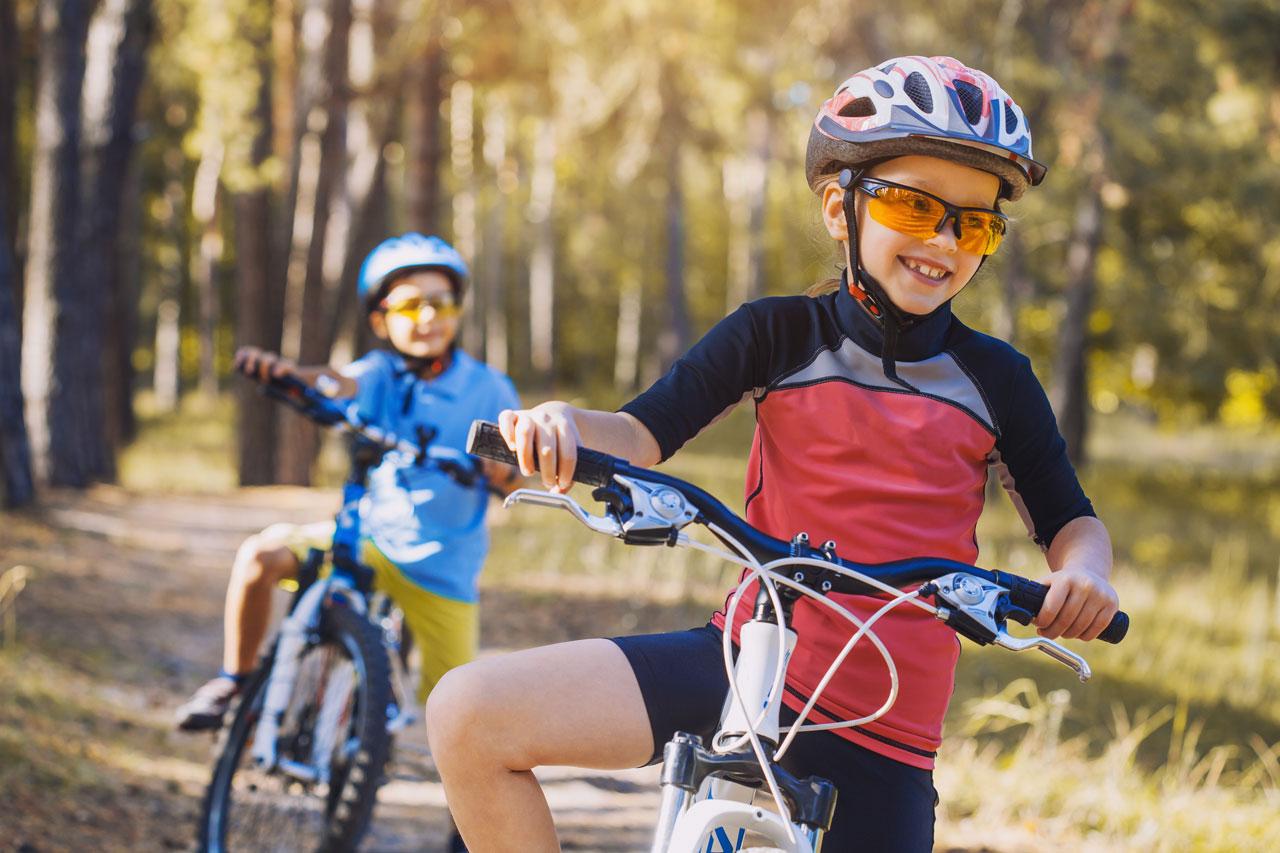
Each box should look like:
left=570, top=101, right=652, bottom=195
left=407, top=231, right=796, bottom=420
left=196, top=373, right=487, bottom=853
left=466, top=419, right=1128, bottom=853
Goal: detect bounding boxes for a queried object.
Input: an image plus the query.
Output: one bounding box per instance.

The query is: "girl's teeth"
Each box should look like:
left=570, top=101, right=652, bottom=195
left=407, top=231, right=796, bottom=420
left=906, top=260, right=946, bottom=279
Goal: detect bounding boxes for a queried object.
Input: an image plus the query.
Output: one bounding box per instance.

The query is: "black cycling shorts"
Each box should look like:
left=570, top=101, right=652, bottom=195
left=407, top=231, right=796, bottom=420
left=611, top=624, right=937, bottom=853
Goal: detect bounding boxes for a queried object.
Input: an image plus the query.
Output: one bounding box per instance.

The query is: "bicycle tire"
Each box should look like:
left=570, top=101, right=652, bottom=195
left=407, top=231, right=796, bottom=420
left=196, top=604, right=394, bottom=853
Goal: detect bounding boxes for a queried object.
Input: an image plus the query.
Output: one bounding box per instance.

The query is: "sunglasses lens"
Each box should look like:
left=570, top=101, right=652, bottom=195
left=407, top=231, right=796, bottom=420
left=867, top=187, right=945, bottom=239
left=385, top=295, right=459, bottom=320
left=956, top=212, right=1006, bottom=255
left=865, top=184, right=1006, bottom=256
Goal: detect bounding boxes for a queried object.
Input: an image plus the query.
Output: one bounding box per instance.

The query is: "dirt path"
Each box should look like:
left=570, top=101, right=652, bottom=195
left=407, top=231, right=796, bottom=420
left=0, top=487, right=699, bottom=853
left=1, top=488, right=1007, bottom=853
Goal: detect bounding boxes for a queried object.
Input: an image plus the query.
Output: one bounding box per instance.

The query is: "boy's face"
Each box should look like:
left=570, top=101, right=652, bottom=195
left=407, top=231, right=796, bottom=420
left=368, top=269, right=461, bottom=359
left=823, top=155, right=1001, bottom=317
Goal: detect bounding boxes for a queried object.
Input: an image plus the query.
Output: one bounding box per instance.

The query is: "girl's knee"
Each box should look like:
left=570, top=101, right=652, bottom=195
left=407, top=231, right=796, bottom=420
left=425, top=662, right=494, bottom=760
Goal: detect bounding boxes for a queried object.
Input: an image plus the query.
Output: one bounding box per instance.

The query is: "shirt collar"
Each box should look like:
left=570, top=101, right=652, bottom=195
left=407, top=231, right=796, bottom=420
left=833, top=271, right=954, bottom=362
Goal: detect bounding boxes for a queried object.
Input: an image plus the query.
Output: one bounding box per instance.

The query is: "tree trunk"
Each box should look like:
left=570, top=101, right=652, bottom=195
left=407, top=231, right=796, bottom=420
left=235, top=23, right=281, bottom=486
left=406, top=18, right=445, bottom=235
left=0, top=0, right=18, bottom=255
left=190, top=141, right=224, bottom=399
left=0, top=203, right=33, bottom=506
left=450, top=79, right=478, bottom=349
left=22, top=0, right=96, bottom=487
left=527, top=121, right=555, bottom=383
left=724, top=106, right=770, bottom=313
left=480, top=96, right=507, bottom=372
left=323, top=0, right=394, bottom=363
left=1051, top=187, right=1102, bottom=465
left=152, top=176, right=187, bottom=412
left=79, top=0, right=151, bottom=465
left=276, top=0, right=350, bottom=485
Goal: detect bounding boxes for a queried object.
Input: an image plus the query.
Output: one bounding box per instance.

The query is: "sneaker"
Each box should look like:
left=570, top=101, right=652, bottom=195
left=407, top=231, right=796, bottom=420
left=175, top=676, right=241, bottom=731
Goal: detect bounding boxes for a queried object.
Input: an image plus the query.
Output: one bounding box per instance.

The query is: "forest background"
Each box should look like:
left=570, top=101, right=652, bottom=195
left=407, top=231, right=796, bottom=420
left=1, top=0, right=1279, bottom=849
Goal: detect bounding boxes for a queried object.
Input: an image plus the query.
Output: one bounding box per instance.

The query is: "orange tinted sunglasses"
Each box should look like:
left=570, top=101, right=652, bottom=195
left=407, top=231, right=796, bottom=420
left=857, top=178, right=1008, bottom=256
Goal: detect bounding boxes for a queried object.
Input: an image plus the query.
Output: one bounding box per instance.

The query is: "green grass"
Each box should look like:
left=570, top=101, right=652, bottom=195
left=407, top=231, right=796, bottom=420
left=112, top=391, right=1280, bottom=848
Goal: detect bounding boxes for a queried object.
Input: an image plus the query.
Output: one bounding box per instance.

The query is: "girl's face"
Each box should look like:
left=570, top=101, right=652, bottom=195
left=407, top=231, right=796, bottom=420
left=368, top=269, right=461, bottom=359
left=822, top=155, right=1001, bottom=317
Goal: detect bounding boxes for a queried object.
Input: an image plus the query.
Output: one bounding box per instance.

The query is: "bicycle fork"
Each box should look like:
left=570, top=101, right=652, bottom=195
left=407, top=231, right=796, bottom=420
left=250, top=577, right=363, bottom=784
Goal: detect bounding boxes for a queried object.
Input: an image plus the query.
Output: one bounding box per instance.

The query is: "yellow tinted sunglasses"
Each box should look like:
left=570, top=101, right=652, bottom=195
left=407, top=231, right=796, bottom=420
left=381, top=293, right=460, bottom=322
left=857, top=178, right=1008, bottom=256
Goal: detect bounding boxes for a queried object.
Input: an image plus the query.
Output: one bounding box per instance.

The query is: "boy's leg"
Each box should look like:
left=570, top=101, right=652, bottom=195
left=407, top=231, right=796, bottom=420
left=223, top=530, right=301, bottom=675
left=425, top=640, right=653, bottom=853
left=360, top=550, right=478, bottom=704
left=176, top=522, right=330, bottom=731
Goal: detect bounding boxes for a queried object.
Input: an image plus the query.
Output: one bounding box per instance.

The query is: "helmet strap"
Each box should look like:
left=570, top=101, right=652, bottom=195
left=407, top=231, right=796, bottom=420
left=839, top=170, right=919, bottom=390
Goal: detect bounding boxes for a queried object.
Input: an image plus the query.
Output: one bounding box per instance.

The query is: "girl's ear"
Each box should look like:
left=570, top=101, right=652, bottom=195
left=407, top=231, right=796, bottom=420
left=367, top=310, right=389, bottom=340
left=821, top=183, right=848, bottom=241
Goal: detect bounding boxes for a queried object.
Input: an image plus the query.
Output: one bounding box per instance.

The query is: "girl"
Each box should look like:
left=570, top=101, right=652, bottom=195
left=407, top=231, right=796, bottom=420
left=425, top=57, right=1119, bottom=852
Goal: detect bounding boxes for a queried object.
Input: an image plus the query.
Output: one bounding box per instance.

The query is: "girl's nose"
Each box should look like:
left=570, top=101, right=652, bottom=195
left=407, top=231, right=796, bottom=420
left=924, top=217, right=960, bottom=253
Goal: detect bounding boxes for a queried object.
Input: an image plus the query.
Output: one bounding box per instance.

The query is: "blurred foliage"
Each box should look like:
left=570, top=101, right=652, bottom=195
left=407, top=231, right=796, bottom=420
left=100, top=0, right=1276, bottom=423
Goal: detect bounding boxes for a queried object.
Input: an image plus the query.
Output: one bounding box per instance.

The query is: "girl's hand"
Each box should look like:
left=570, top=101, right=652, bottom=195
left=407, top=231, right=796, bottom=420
left=1033, top=566, right=1120, bottom=641
left=497, top=402, right=582, bottom=493
left=234, top=346, right=300, bottom=384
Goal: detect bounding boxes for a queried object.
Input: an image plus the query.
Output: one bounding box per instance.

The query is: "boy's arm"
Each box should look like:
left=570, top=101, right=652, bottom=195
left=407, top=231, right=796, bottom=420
left=234, top=346, right=359, bottom=398
left=1035, top=515, right=1118, bottom=642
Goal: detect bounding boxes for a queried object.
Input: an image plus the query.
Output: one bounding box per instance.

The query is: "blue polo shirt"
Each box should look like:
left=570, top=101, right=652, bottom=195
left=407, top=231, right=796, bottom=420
left=340, top=349, right=520, bottom=602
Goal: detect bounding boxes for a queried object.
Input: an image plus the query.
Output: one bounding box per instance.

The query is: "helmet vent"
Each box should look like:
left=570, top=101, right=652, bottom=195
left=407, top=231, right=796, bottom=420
left=903, top=72, right=933, bottom=112
left=1003, top=101, right=1018, bottom=133
left=954, top=80, right=984, bottom=126
left=838, top=96, right=876, bottom=118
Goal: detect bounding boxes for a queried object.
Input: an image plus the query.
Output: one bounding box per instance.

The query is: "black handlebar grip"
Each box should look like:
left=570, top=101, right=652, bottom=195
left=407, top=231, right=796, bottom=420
left=1001, top=572, right=1129, bottom=644
left=465, top=420, right=618, bottom=488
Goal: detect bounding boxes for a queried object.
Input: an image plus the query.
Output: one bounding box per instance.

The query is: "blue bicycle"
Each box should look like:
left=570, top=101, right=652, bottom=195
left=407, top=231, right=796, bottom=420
left=197, top=373, right=485, bottom=853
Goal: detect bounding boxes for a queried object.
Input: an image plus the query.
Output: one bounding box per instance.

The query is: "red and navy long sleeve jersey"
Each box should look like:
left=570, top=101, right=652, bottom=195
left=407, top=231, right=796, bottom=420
left=620, top=282, right=1094, bottom=769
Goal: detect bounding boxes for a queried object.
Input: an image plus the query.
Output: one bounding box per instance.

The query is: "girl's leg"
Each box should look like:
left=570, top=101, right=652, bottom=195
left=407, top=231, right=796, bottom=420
left=425, top=638, right=653, bottom=853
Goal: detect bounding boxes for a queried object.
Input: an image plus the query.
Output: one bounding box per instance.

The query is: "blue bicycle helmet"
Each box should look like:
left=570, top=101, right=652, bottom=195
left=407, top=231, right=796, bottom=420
left=357, top=233, right=470, bottom=307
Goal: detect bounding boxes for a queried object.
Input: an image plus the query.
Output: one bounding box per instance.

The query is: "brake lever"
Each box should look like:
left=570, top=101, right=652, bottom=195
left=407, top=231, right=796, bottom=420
left=993, top=629, right=1092, bottom=683
left=503, top=488, right=623, bottom=537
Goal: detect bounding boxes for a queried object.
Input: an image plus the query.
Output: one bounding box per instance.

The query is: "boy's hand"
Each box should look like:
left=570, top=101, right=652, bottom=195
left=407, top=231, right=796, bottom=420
left=498, top=402, right=581, bottom=494
left=234, top=346, right=301, bottom=384
left=1033, top=565, right=1119, bottom=642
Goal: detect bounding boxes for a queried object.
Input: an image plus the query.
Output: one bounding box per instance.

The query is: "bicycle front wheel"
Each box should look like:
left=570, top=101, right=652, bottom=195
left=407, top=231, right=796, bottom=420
left=197, top=604, right=394, bottom=853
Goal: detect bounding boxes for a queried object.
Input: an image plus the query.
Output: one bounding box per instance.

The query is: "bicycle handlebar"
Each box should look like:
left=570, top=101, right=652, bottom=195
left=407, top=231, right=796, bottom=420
left=249, top=371, right=483, bottom=486
left=466, top=420, right=1129, bottom=644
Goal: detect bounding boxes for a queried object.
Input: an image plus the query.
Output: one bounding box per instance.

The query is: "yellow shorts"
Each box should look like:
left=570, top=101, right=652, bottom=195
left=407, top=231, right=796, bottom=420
left=259, top=521, right=478, bottom=704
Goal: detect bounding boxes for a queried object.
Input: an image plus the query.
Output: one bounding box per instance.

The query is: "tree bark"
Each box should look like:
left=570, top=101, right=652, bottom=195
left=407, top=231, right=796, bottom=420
left=450, top=79, right=478, bottom=349
left=725, top=106, right=770, bottom=313
left=1052, top=187, right=1102, bottom=465
left=235, top=30, right=282, bottom=486
left=406, top=18, right=445, bottom=235
left=480, top=96, right=507, bottom=372
left=22, top=0, right=96, bottom=487
left=527, top=121, right=555, bottom=383
left=0, top=203, right=33, bottom=506
left=276, top=0, right=351, bottom=485
left=152, top=176, right=187, bottom=413
left=190, top=141, right=224, bottom=398
left=79, top=0, right=152, bottom=465
left=0, top=0, right=18, bottom=256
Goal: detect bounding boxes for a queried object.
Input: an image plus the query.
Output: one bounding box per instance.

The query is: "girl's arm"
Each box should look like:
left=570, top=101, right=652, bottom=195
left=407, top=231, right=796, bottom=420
left=1035, top=515, right=1119, bottom=642
left=498, top=402, right=661, bottom=493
